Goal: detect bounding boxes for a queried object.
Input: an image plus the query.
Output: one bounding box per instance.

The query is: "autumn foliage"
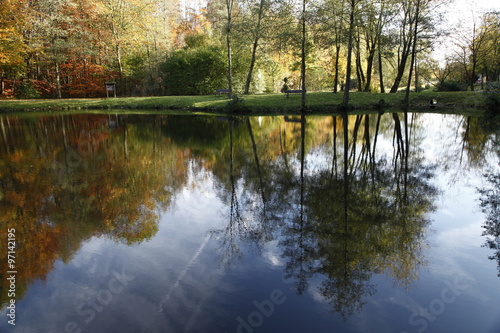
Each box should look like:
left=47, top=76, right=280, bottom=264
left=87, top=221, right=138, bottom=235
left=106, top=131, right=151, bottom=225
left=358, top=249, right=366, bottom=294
left=61, top=60, right=117, bottom=97
left=0, top=0, right=179, bottom=98
left=0, top=115, right=187, bottom=307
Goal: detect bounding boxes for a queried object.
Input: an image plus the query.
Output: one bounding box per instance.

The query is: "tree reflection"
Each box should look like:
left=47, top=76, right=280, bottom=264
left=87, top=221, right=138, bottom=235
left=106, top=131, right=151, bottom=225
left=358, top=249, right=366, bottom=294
left=207, top=113, right=438, bottom=318
left=461, top=116, right=492, bottom=168
left=0, top=115, right=186, bottom=308
left=281, top=115, right=316, bottom=295
left=282, top=113, right=436, bottom=317
left=479, top=170, right=500, bottom=276
left=212, top=118, right=248, bottom=265
left=477, top=125, right=500, bottom=276
left=0, top=112, right=440, bottom=317
left=175, top=113, right=435, bottom=317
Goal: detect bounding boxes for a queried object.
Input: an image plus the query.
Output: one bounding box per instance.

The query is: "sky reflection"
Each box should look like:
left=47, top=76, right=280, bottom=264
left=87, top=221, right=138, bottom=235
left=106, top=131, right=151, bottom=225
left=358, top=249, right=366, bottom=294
left=0, top=112, right=499, bottom=333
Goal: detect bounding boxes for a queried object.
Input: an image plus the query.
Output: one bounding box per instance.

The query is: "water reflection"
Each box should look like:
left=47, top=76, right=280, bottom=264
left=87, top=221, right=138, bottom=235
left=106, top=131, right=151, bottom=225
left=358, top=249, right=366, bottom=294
left=0, top=114, right=183, bottom=307
left=478, top=126, right=500, bottom=277
left=0, top=112, right=497, bottom=325
left=207, top=113, right=438, bottom=318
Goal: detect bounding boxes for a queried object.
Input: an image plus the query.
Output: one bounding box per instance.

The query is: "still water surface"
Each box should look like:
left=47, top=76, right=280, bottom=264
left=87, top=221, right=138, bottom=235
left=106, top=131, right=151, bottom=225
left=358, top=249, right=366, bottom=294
left=0, top=112, right=499, bottom=333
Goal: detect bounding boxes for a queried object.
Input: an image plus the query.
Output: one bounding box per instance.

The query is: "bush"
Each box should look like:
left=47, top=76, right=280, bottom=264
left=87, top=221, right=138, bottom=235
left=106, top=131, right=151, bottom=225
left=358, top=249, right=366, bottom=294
left=15, top=80, right=41, bottom=99
left=485, top=82, right=500, bottom=93
left=435, top=80, right=466, bottom=92
left=160, top=45, right=227, bottom=95
left=484, top=83, right=500, bottom=115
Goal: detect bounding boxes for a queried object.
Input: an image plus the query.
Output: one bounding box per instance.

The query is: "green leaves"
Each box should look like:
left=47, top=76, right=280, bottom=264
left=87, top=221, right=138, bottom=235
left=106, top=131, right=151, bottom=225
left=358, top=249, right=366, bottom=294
left=161, top=43, right=228, bottom=95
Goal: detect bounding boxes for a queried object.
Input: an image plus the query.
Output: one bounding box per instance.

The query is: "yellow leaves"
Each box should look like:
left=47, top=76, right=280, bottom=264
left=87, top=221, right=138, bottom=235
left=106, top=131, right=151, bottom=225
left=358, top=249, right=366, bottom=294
left=0, top=20, right=27, bottom=67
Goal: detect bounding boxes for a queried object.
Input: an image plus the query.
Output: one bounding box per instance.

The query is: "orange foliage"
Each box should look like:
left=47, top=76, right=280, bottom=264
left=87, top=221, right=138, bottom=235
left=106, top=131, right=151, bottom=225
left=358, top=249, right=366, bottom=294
left=33, top=80, right=55, bottom=97
left=61, top=60, right=118, bottom=98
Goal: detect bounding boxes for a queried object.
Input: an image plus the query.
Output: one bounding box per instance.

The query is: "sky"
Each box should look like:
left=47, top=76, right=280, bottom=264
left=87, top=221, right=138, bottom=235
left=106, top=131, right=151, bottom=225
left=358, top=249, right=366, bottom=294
left=433, top=0, right=500, bottom=65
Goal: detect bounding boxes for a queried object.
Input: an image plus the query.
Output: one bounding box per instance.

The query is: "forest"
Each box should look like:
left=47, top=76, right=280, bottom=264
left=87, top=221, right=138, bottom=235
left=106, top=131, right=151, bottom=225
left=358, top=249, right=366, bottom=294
left=0, top=0, right=499, bottom=99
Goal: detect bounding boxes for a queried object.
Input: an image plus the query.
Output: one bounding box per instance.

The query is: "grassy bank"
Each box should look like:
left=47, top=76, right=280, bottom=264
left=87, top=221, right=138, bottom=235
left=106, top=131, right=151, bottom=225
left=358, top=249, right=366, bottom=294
left=0, top=90, right=489, bottom=115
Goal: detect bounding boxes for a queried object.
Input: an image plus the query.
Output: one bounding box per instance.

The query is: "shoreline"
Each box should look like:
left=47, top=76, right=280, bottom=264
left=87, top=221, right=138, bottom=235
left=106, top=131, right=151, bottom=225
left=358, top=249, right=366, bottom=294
left=0, top=91, right=492, bottom=116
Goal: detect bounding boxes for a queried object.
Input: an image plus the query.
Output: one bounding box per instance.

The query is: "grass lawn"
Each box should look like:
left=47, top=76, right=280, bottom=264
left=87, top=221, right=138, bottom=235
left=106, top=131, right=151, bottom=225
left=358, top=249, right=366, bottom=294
left=0, top=90, right=489, bottom=115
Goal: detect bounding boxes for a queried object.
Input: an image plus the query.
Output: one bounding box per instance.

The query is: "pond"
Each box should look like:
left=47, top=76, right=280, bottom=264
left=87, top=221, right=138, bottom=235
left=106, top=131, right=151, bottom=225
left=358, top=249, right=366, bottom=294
left=0, top=112, right=499, bottom=333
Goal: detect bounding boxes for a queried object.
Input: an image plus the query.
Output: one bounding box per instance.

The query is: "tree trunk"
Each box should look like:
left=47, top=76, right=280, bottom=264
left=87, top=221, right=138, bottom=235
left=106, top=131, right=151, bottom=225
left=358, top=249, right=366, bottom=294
left=111, top=19, right=124, bottom=95
left=404, top=0, right=421, bottom=105
left=378, top=50, right=385, bottom=93
left=244, top=39, right=259, bottom=95
left=343, top=0, right=356, bottom=108
left=301, top=0, right=307, bottom=112
left=226, top=0, right=234, bottom=97
left=470, top=53, right=476, bottom=91
left=355, top=36, right=365, bottom=91
left=333, top=44, right=340, bottom=93
left=244, top=0, right=265, bottom=94
left=55, top=61, right=62, bottom=99
left=390, top=50, right=410, bottom=93
left=390, top=5, right=414, bottom=93
left=364, top=48, right=376, bottom=92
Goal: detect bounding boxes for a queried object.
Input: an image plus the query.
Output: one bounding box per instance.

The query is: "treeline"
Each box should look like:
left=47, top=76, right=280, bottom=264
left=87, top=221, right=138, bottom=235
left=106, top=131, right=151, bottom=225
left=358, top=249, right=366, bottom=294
left=0, top=0, right=499, bottom=99
left=1, top=0, right=179, bottom=98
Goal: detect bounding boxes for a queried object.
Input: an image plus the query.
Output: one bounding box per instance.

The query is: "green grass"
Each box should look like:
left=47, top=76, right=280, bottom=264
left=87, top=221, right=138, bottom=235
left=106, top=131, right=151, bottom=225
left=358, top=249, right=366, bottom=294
left=0, top=90, right=489, bottom=115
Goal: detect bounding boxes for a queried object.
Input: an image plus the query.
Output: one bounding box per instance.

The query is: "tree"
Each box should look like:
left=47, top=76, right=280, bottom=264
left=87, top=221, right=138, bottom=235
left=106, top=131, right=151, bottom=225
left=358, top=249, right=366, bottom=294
left=225, top=0, right=235, bottom=96
left=389, top=0, right=436, bottom=93
left=455, top=11, right=500, bottom=90
left=458, top=22, right=489, bottom=91
left=0, top=0, right=28, bottom=97
left=389, top=0, right=415, bottom=93
left=343, top=0, right=360, bottom=107
left=403, top=0, right=421, bottom=104
left=477, top=12, right=500, bottom=83
left=27, top=0, right=76, bottom=98
left=314, top=0, right=348, bottom=93
left=358, top=0, right=396, bottom=92
left=242, top=0, right=268, bottom=94
left=301, top=0, right=307, bottom=111
left=160, top=38, right=227, bottom=95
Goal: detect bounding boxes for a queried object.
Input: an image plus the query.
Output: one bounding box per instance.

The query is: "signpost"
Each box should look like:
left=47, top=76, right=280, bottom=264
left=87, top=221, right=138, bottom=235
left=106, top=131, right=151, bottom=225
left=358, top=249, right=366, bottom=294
left=105, top=82, right=116, bottom=98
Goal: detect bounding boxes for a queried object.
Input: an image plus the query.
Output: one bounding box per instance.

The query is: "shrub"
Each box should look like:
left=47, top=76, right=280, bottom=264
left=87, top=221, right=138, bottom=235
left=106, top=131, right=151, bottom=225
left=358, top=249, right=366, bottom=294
left=484, top=82, right=500, bottom=115
left=160, top=45, right=227, bottom=95
left=485, top=82, right=500, bottom=93
left=435, top=80, right=466, bottom=92
left=15, top=80, right=41, bottom=99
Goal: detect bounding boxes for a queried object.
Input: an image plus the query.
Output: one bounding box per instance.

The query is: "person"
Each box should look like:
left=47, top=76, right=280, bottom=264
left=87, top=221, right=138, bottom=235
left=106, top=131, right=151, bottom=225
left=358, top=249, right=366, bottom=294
left=281, top=77, right=289, bottom=93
